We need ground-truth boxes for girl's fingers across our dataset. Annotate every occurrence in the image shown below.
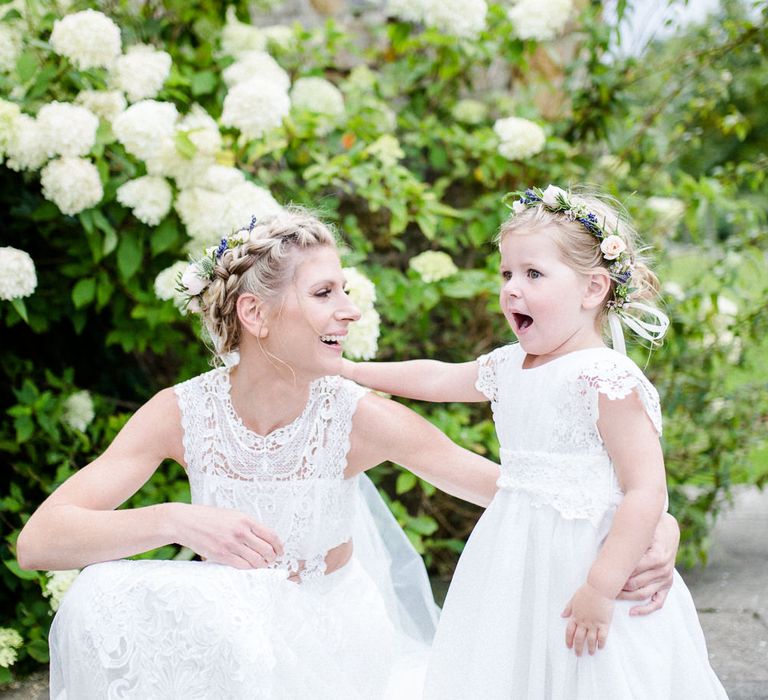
[572,626,587,656]
[586,628,598,655]
[565,619,577,649]
[597,626,609,650]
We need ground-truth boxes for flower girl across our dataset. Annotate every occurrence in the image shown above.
[344,186,728,698]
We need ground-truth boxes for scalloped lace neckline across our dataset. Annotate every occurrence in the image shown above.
[221,370,318,441]
[520,345,611,371]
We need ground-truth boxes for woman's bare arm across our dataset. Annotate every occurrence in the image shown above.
[16,388,282,571]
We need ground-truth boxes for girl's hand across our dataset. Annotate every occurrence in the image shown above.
[562,583,614,656]
[169,503,283,570]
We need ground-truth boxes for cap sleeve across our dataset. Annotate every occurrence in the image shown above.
[578,354,663,436]
[475,344,519,404]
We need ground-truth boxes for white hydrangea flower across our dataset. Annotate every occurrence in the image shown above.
[144,106,221,187]
[221,77,290,140]
[40,157,103,215]
[36,101,99,158]
[409,250,458,283]
[342,266,380,360]
[452,99,488,125]
[291,77,345,117]
[175,187,231,242]
[198,165,246,193]
[423,0,487,38]
[75,89,127,122]
[366,135,404,168]
[493,116,546,160]
[43,569,80,611]
[262,25,295,52]
[0,247,37,300]
[0,22,23,73]
[0,98,20,159]
[221,5,266,56]
[113,99,179,162]
[387,0,426,23]
[117,175,173,226]
[224,181,283,234]
[49,10,121,70]
[154,260,189,311]
[0,627,23,669]
[222,51,290,91]
[647,196,685,229]
[507,0,573,41]
[5,114,48,172]
[110,44,172,103]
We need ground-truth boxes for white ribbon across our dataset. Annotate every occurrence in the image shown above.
[204,320,241,368]
[608,302,670,355]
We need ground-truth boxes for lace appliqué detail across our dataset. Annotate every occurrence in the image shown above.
[498,449,621,524]
[175,371,366,581]
[475,345,518,404]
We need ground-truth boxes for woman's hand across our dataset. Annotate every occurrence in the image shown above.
[169,503,283,570]
[618,511,679,615]
[562,582,614,656]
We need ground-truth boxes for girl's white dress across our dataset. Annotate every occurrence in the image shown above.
[48,369,437,699]
[423,344,727,699]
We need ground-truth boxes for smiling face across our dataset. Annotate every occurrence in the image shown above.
[261,245,361,379]
[499,227,605,363]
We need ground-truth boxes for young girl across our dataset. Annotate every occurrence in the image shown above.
[343,186,728,698]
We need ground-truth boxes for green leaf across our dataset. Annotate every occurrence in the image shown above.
[150,218,179,256]
[395,470,417,494]
[26,639,50,663]
[117,232,143,280]
[72,277,96,308]
[14,413,34,442]
[10,297,28,323]
[174,130,197,159]
[15,50,37,81]
[4,558,40,581]
[191,70,217,96]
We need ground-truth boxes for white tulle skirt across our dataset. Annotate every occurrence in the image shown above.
[49,557,427,700]
[423,490,728,700]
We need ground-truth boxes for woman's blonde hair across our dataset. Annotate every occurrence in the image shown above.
[199,209,337,356]
[498,191,662,333]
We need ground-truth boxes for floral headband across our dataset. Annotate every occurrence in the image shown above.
[176,215,259,312]
[502,185,669,354]
[503,185,633,309]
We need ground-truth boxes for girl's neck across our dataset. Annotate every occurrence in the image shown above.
[522,327,606,369]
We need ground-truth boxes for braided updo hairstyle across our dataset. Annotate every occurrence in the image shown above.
[498,192,661,330]
[199,210,337,357]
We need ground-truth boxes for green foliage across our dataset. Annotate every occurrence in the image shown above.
[1,0,766,679]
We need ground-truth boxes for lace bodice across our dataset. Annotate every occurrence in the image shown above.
[175,370,366,580]
[476,344,662,524]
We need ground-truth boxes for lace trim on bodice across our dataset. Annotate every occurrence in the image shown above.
[175,370,367,581]
[498,449,622,524]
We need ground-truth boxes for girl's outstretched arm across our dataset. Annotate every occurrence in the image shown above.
[346,392,499,506]
[562,390,668,656]
[341,358,487,403]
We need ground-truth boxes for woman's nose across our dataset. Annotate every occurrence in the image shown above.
[337,299,361,322]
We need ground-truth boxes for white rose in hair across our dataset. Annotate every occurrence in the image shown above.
[181,265,208,296]
[541,184,568,208]
[600,235,626,260]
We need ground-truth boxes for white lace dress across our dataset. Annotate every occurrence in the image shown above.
[423,344,728,699]
[48,370,437,700]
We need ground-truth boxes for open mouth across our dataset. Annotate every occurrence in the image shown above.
[512,313,533,331]
[320,335,344,347]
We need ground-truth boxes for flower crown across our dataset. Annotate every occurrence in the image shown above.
[176,215,259,312]
[503,185,634,309]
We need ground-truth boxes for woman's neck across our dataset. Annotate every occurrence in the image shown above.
[227,351,313,437]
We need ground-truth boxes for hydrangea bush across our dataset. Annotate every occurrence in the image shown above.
[1,0,766,679]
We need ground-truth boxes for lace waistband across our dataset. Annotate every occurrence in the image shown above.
[498,448,622,522]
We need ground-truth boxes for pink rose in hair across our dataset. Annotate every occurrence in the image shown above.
[600,235,627,260]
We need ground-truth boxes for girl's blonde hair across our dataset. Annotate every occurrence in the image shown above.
[498,191,662,335]
[199,209,337,356]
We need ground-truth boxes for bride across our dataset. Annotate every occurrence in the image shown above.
[17,210,678,699]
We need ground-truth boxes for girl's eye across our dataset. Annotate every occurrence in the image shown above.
[501,270,512,281]
[527,269,541,279]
